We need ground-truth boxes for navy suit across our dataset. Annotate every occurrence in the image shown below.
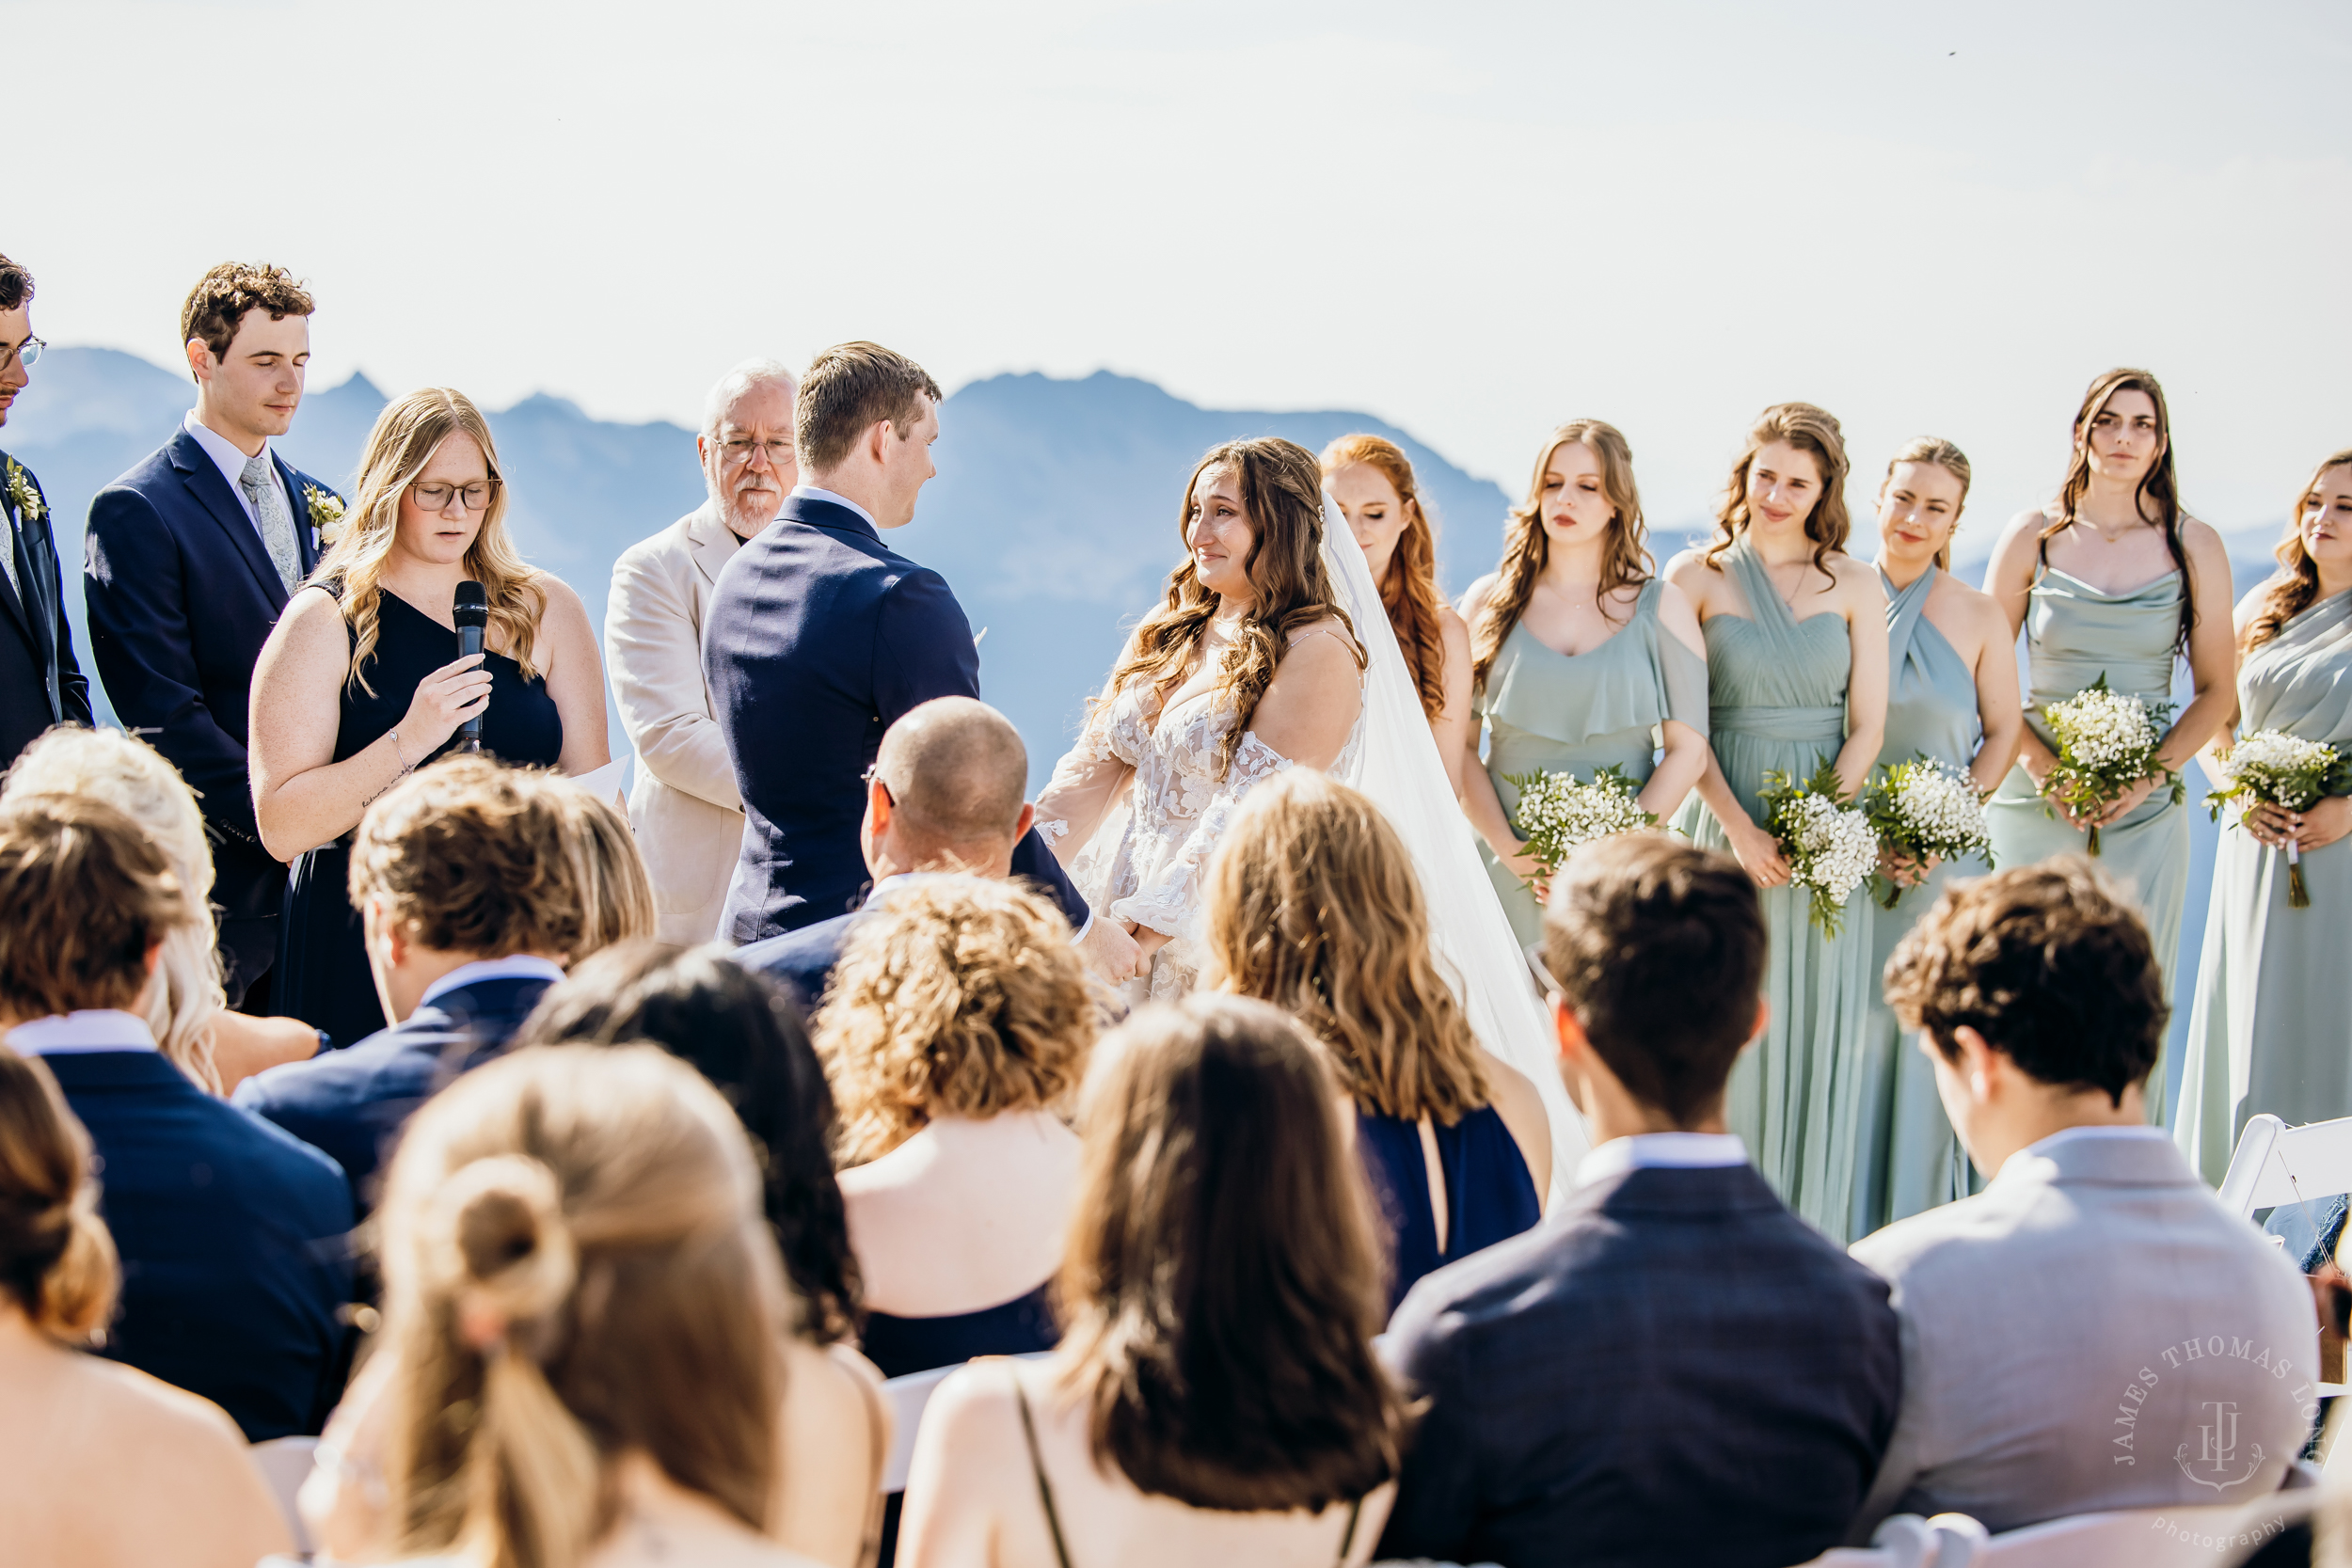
[1377,1164,1902,1568]
[738,909,860,1010]
[38,1048,353,1441]
[84,429,331,1005]
[234,974,555,1212]
[0,451,92,767]
[702,494,1087,943]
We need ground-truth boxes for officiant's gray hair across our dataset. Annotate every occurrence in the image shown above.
[700,358,799,437]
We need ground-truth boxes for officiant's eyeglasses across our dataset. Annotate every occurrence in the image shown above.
[1522,941,1564,999]
[718,436,794,467]
[409,480,502,513]
[860,762,897,804]
[0,335,41,372]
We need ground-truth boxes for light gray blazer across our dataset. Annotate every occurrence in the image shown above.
[606,502,745,944]
[1848,1129,2317,1539]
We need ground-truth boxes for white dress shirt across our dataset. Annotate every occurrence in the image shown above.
[183,410,290,542]
[7,1008,159,1054]
[1575,1131,1750,1190]
[789,483,877,531]
[418,955,567,1011]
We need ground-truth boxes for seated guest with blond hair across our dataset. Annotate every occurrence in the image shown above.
[3,725,321,1092]
[0,792,352,1439]
[1378,833,1899,1567]
[359,1043,827,1568]
[1850,860,2318,1538]
[1205,769,1549,1310]
[0,1048,294,1568]
[901,995,1403,1565]
[740,694,1037,1008]
[236,755,634,1208]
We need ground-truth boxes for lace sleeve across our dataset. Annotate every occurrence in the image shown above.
[1107,730,1293,937]
[1033,698,1136,866]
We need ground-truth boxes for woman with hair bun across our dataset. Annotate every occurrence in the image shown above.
[2175,451,2352,1182]
[1665,402,1888,1240]
[1459,420,1710,946]
[0,1048,293,1567]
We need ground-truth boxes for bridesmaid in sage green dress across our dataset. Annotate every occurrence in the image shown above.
[1666,403,1888,1242]
[1852,439,2022,1238]
[1455,420,1710,948]
[2176,451,2352,1183]
[1981,370,2237,1127]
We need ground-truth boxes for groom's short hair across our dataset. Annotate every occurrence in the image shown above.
[1541,834,1764,1125]
[180,261,314,368]
[797,341,943,474]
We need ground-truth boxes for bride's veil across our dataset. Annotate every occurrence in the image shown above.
[1320,497,1592,1192]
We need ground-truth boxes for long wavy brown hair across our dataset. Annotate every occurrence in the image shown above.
[2243,448,2352,654]
[2035,369,2196,652]
[1104,438,1360,781]
[1320,434,1446,721]
[1204,769,1488,1123]
[1704,402,1851,585]
[1470,420,1650,691]
[1056,994,1406,1512]
[314,387,548,696]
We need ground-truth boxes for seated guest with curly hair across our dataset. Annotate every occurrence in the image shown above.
[1849,860,2318,1538]
[1205,769,1549,1310]
[0,1048,294,1568]
[0,792,351,1439]
[236,755,649,1209]
[900,995,1404,1565]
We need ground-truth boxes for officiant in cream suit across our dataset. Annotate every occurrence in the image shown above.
[607,359,798,942]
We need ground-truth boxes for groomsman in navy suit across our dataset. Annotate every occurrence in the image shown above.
[704,341,1141,979]
[0,252,93,768]
[85,262,336,1011]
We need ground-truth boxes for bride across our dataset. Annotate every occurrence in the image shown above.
[1038,437,1590,1179]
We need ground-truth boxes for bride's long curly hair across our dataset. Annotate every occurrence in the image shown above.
[1104,438,1361,781]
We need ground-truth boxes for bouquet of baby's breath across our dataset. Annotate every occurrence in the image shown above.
[2207,729,2350,909]
[2038,673,2182,856]
[1860,755,1994,910]
[1758,758,1880,938]
[1504,765,1657,887]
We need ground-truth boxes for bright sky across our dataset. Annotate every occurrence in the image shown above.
[11,0,2348,549]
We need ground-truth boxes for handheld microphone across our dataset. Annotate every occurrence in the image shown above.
[453,579,488,754]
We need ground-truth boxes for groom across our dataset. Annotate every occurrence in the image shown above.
[704,341,1140,978]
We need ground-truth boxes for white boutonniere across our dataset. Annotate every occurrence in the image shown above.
[302,483,347,544]
[5,458,44,526]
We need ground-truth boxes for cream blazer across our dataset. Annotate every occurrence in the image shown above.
[606,502,746,943]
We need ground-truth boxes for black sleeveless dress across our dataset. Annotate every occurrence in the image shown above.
[275,588,564,1051]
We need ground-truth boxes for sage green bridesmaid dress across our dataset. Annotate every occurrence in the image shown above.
[1479,578,1712,946]
[1669,537,1876,1239]
[1852,566,1984,1238]
[2175,588,2352,1183]
[1983,566,2189,1124]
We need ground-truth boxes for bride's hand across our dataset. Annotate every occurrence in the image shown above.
[1726,818,1792,888]
[1127,922,1173,966]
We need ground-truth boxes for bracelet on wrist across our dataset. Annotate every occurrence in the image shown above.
[389,727,418,777]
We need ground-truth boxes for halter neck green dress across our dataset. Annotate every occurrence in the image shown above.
[1668,537,1876,1239]
[1478,578,1712,946]
[2175,588,2352,1183]
[1853,566,1983,1237]
[1983,565,2189,1124]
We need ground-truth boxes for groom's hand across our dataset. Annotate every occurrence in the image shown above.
[1077,915,1147,983]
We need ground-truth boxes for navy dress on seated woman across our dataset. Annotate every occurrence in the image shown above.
[276,586,563,1053]
[1357,1105,1542,1313]
[860,1282,1060,1381]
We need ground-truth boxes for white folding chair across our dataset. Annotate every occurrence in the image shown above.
[247,1434,320,1558]
[1789,1512,1988,1568]
[2218,1112,2352,1220]
[880,1364,960,1495]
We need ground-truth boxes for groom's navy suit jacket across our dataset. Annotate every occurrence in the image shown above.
[0,453,93,768]
[85,429,331,1003]
[703,493,1088,942]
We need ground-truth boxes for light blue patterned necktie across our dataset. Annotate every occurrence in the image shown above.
[238,450,302,593]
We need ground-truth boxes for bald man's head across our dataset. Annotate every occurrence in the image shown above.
[867,699,1030,872]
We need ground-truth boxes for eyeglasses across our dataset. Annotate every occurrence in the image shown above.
[1522,941,1562,999]
[0,335,43,372]
[409,480,501,513]
[717,436,793,467]
[860,761,898,804]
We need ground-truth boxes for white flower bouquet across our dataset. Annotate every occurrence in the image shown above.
[1503,764,1657,888]
[1861,755,1993,910]
[2038,673,2182,856]
[2207,728,2349,909]
[1758,759,1880,938]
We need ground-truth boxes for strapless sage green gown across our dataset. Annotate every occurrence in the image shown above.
[1852,566,1984,1238]
[2175,588,2352,1183]
[1983,567,2189,1125]
[1668,537,1876,1239]
[1478,578,1712,946]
